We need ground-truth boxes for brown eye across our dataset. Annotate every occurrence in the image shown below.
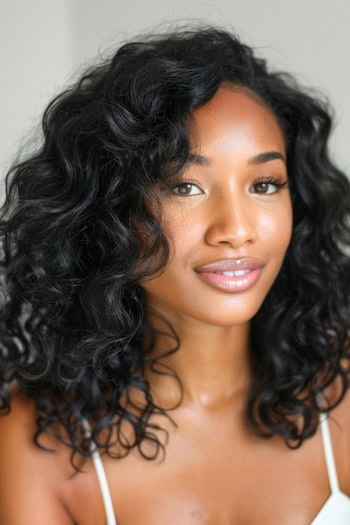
[171,182,203,196]
[253,177,289,194]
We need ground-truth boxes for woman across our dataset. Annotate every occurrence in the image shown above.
[0,23,349,524]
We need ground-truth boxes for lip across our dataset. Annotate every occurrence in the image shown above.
[195,267,264,293]
[195,257,265,272]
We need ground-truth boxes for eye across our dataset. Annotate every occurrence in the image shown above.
[170,182,203,196]
[252,177,289,194]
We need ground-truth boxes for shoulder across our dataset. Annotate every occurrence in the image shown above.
[323,370,350,494]
[0,388,75,524]
[0,388,41,446]
[0,387,73,462]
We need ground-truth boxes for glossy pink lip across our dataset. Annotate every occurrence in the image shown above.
[195,257,265,272]
[195,267,263,292]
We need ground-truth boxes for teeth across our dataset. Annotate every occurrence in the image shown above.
[220,269,251,277]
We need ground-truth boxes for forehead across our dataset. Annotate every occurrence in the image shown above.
[189,85,286,158]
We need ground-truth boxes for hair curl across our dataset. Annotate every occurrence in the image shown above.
[1,22,350,466]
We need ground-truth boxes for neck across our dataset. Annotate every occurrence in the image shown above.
[142,311,254,412]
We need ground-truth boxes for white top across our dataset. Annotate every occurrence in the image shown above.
[83,412,350,525]
[310,412,350,524]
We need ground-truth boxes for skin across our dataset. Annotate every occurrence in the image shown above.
[0,84,350,524]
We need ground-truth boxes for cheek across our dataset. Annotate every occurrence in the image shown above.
[258,205,293,252]
[163,211,201,258]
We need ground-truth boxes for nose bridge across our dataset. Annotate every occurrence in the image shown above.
[205,185,257,246]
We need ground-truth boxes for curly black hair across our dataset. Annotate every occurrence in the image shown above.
[1,22,349,466]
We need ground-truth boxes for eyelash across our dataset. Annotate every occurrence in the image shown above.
[169,177,289,196]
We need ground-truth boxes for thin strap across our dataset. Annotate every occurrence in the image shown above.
[319,411,340,494]
[81,419,117,525]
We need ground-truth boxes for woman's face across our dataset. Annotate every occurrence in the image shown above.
[141,84,293,328]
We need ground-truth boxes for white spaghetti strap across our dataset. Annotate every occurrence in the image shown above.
[319,412,340,494]
[81,419,117,525]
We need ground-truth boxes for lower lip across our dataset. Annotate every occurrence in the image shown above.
[195,268,263,292]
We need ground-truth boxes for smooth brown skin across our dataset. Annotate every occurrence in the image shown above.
[1,84,350,524]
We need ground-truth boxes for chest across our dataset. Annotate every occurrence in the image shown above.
[67,424,342,525]
[63,388,350,525]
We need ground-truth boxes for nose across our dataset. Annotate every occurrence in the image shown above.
[204,192,258,248]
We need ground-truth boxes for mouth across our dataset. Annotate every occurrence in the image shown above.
[194,267,264,292]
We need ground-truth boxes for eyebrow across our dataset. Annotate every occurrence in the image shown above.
[187,151,285,166]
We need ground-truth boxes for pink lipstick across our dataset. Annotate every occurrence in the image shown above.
[195,268,263,292]
[194,258,265,292]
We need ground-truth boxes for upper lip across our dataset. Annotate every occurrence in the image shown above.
[195,257,265,272]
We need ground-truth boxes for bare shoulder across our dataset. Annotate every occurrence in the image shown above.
[0,387,75,464]
[0,388,75,524]
[323,370,350,494]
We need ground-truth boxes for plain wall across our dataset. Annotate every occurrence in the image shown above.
[1,0,349,206]
[0,0,76,201]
